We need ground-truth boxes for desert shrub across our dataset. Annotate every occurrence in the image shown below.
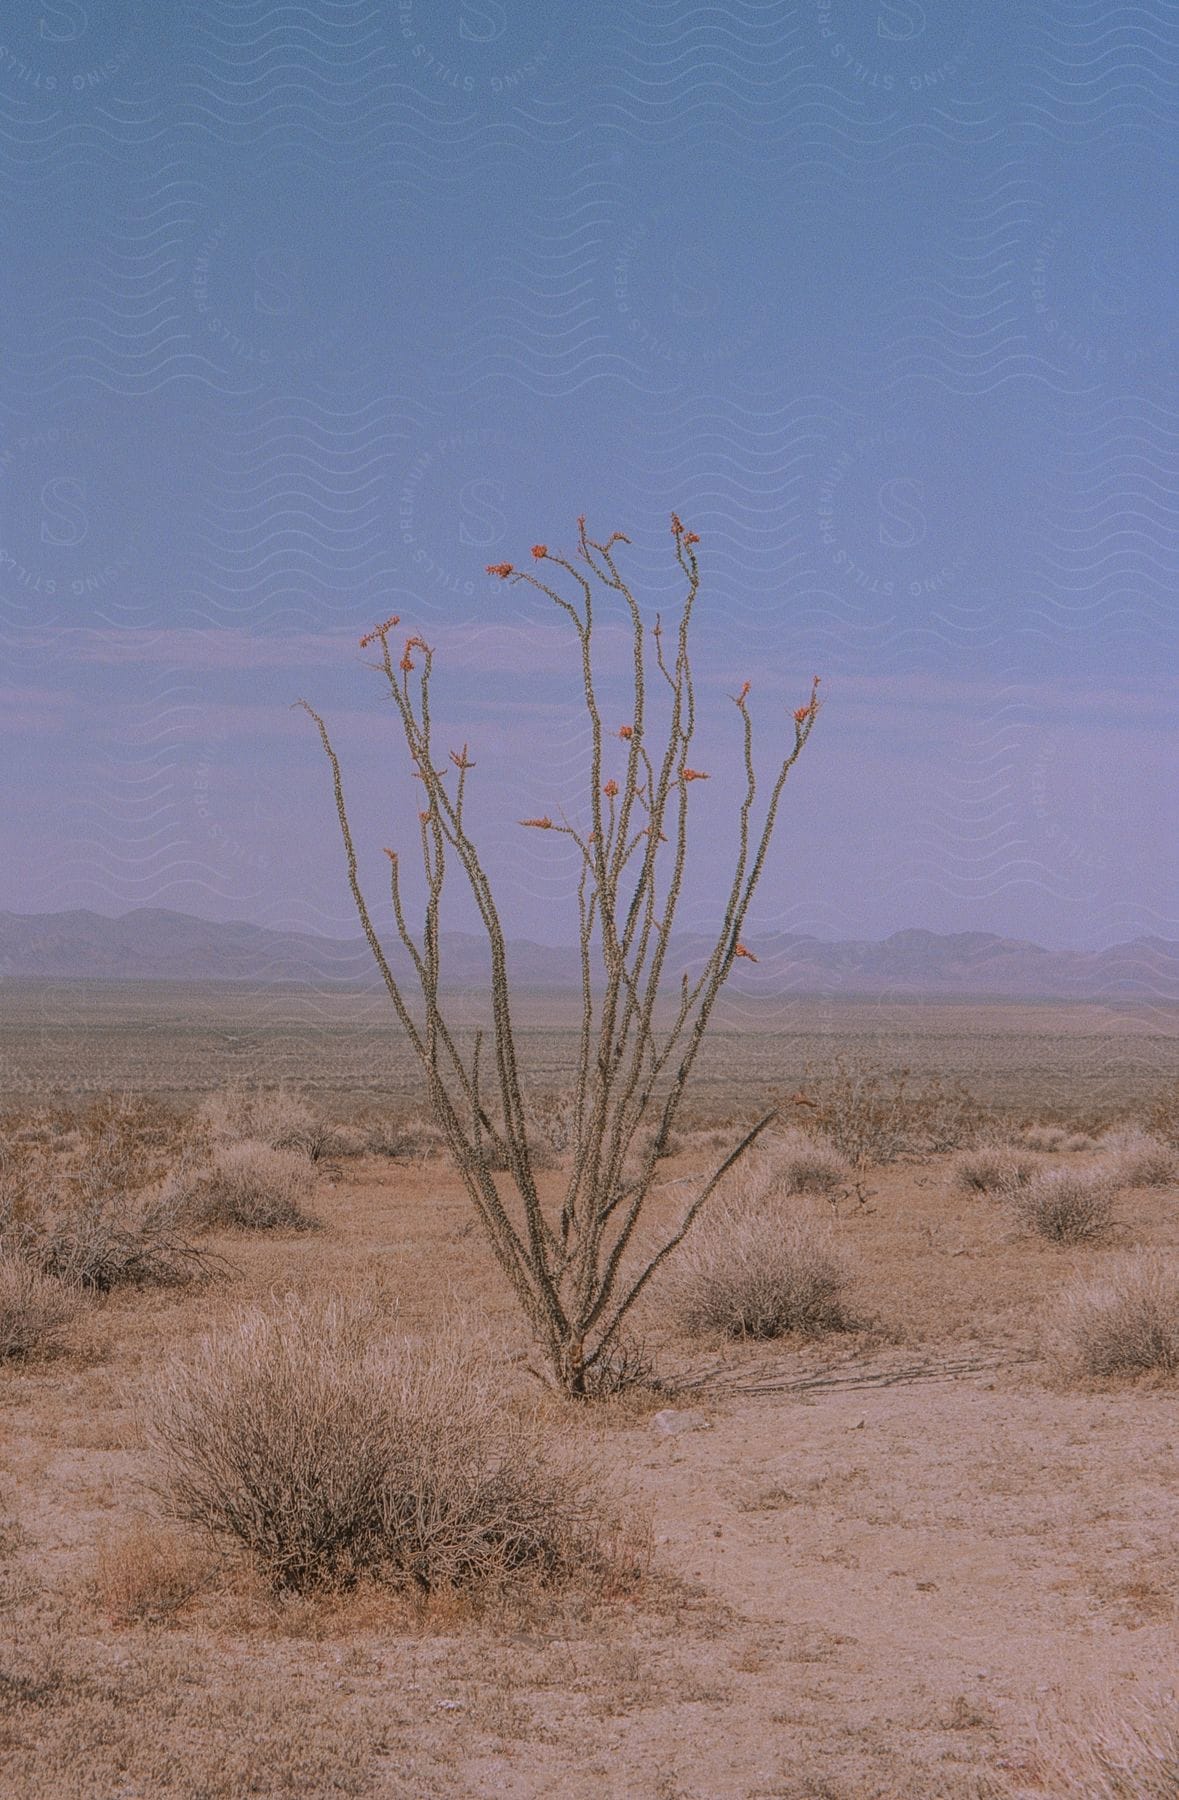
[1145,1084,1179,1148]
[0,1256,85,1360]
[329,1113,444,1161]
[800,1057,982,1166]
[150,1296,637,1595]
[1019,1124,1067,1153]
[952,1146,1035,1194]
[666,1196,855,1340]
[1012,1167,1117,1244]
[3,1155,210,1292]
[1055,1255,1179,1378]
[197,1087,329,1161]
[767,1128,850,1195]
[1099,1127,1177,1189]
[182,1142,317,1232]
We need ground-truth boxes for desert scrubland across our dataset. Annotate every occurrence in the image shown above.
[2,986,1178,1798]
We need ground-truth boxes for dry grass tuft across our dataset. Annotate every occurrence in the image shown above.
[1055,1255,1179,1379]
[665,1195,855,1340]
[1011,1166,1117,1244]
[953,1145,1035,1194]
[1098,1127,1178,1189]
[182,1142,319,1233]
[1030,1692,1179,1795]
[197,1086,329,1160]
[150,1295,641,1597]
[767,1128,850,1195]
[0,1255,85,1360]
[93,1523,214,1624]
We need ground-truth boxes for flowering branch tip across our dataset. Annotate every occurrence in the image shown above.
[358,614,400,649]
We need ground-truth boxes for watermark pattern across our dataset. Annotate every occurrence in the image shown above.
[813,0,975,100]
[815,427,970,602]
[394,1,562,98]
[188,204,379,383]
[0,0,145,106]
[1030,731,1114,880]
[398,429,525,604]
[191,737,272,877]
[0,428,136,607]
[611,207,770,373]
[1029,214,1179,380]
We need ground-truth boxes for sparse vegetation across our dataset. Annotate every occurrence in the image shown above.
[665,1195,855,1340]
[1030,1694,1179,1796]
[1056,1255,1179,1377]
[151,1295,641,1596]
[94,1523,212,1625]
[767,1128,850,1195]
[197,1087,330,1161]
[952,1146,1035,1193]
[799,1057,982,1167]
[1011,1166,1117,1244]
[1098,1127,1177,1189]
[181,1142,318,1233]
[0,1255,85,1360]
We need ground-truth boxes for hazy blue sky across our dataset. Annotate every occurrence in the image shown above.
[2,0,1176,950]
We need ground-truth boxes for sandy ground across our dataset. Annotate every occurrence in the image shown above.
[2,1142,1177,1798]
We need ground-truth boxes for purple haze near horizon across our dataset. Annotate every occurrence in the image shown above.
[1,2,1176,954]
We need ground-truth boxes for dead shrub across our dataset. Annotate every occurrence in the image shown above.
[768,1129,850,1195]
[18,1181,210,1292]
[197,1087,328,1161]
[340,1113,444,1161]
[1012,1167,1117,1244]
[666,1196,855,1340]
[94,1523,212,1624]
[1099,1127,1177,1189]
[0,1256,85,1360]
[1055,1256,1179,1378]
[182,1142,318,1233]
[1030,1691,1179,1796]
[953,1146,1035,1194]
[800,1057,982,1166]
[150,1295,638,1597]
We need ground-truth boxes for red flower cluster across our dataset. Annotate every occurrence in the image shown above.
[486,562,514,579]
[603,779,619,798]
[682,768,709,782]
[531,544,547,560]
[684,531,700,546]
[618,724,634,740]
[734,942,758,963]
[670,512,684,536]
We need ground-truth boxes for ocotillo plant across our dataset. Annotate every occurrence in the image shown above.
[300,514,821,1395]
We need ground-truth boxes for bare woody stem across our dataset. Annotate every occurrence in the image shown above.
[301,517,821,1394]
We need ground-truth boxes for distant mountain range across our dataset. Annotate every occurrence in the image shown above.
[2,908,1178,1000]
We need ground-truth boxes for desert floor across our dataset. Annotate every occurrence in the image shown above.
[3,1078,1178,1799]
